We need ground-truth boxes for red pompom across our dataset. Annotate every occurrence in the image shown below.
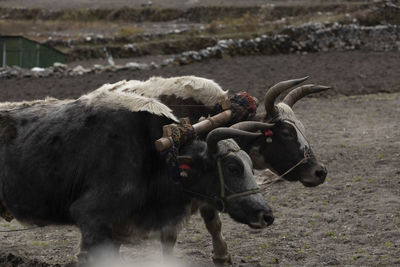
[179,163,191,170]
[265,130,274,137]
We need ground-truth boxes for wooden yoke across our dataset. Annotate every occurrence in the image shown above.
[155,100,232,152]
[154,126,175,152]
[193,110,232,133]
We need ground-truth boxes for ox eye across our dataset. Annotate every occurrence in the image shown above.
[227,163,242,176]
[281,130,295,140]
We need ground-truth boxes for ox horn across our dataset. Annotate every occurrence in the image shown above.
[231,121,274,132]
[282,84,331,107]
[264,77,309,118]
[206,128,262,154]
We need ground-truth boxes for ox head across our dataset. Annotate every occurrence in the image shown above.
[232,77,329,187]
[179,128,274,229]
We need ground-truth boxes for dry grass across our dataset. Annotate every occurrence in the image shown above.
[117,26,144,37]
[203,8,360,37]
[206,11,260,35]
[0,19,144,39]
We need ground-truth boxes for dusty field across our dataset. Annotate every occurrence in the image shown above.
[0,49,399,266]
[0,0,363,10]
[1,51,400,102]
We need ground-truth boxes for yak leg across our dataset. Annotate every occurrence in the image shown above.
[160,224,178,257]
[76,240,89,266]
[70,199,120,266]
[112,219,139,245]
[200,205,232,265]
[73,221,120,266]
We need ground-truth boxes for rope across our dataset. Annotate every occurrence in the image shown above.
[261,149,312,186]
[279,157,309,179]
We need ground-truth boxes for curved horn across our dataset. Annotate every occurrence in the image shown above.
[282,84,331,107]
[264,77,309,118]
[206,128,262,154]
[231,121,274,132]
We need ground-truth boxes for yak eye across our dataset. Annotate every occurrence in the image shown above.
[281,130,295,140]
[227,163,242,176]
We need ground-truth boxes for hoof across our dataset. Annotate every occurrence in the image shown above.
[212,254,233,266]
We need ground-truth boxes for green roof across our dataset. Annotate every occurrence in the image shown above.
[0,35,66,68]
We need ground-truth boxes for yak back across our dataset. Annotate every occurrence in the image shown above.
[99,77,228,123]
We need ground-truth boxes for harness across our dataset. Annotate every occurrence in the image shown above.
[183,148,261,212]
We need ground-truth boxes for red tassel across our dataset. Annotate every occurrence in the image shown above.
[265,130,274,137]
[179,163,191,170]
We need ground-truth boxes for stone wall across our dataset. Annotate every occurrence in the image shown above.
[1,23,399,79]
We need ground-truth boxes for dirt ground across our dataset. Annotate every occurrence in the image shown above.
[1,51,400,102]
[0,50,400,266]
[0,0,363,10]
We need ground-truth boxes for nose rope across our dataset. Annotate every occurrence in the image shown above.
[262,147,314,186]
[276,148,313,180]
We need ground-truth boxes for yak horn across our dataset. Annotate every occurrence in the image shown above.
[282,84,331,107]
[264,77,309,118]
[206,128,262,154]
[231,121,274,132]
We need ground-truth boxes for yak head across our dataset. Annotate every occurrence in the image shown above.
[232,77,329,187]
[179,128,274,229]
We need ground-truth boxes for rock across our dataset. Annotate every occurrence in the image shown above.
[161,58,175,67]
[125,62,141,70]
[31,67,45,72]
[71,65,91,76]
[123,43,137,52]
[22,72,33,78]
[53,62,68,72]
[93,64,105,72]
[141,1,152,7]
[149,62,159,69]
[114,65,129,71]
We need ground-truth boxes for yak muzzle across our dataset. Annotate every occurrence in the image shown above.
[300,163,327,187]
[249,211,274,229]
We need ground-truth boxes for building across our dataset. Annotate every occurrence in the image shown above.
[0,36,66,68]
